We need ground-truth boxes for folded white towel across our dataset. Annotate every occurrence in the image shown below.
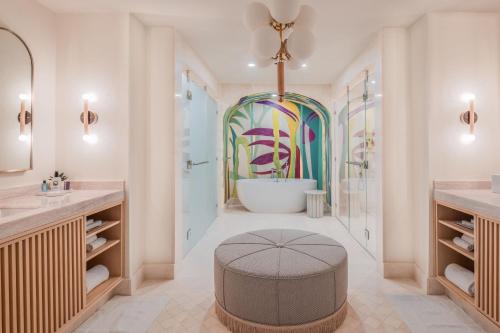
[444,263,475,296]
[86,235,98,244]
[86,220,103,231]
[86,237,107,252]
[86,265,110,292]
[86,218,94,225]
[458,220,474,230]
[453,237,474,251]
[461,234,474,245]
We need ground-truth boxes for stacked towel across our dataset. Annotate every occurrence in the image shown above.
[86,219,103,231]
[444,263,475,296]
[86,265,110,292]
[461,234,474,245]
[86,235,98,244]
[452,237,474,251]
[457,219,474,230]
[86,237,107,252]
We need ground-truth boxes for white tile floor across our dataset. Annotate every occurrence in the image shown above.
[80,209,485,333]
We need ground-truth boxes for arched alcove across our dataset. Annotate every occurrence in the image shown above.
[223,92,332,204]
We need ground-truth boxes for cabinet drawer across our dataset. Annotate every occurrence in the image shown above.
[0,217,85,333]
[476,216,500,325]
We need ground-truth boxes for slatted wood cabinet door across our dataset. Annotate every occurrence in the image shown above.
[476,216,500,326]
[0,217,85,333]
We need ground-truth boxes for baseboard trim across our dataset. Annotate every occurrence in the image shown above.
[427,276,445,295]
[143,263,175,280]
[383,262,414,279]
[413,264,426,291]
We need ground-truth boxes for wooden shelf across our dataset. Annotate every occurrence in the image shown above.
[438,239,475,260]
[86,220,120,238]
[86,277,122,305]
[438,220,474,238]
[86,239,120,261]
[437,275,475,305]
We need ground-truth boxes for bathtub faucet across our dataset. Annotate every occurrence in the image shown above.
[271,168,278,182]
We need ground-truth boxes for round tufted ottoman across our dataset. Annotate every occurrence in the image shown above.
[214,229,348,333]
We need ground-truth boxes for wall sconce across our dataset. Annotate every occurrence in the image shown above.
[459,93,477,144]
[81,93,98,144]
[18,94,32,142]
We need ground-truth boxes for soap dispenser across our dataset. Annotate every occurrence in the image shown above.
[41,180,49,192]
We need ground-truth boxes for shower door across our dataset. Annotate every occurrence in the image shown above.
[336,70,378,256]
[182,73,218,256]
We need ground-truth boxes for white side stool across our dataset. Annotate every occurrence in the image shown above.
[305,190,326,218]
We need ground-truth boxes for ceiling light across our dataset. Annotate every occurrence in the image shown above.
[248,63,256,68]
[301,63,307,68]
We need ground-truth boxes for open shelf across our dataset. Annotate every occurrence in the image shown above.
[438,220,474,238]
[86,239,120,261]
[438,238,474,260]
[86,277,122,305]
[437,275,475,305]
[86,220,120,238]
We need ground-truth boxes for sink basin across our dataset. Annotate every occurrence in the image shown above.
[0,207,36,218]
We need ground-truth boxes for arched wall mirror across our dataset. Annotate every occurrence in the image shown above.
[0,27,33,172]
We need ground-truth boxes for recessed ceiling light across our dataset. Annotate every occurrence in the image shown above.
[371,80,376,84]
[248,63,256,68]
[301,63,307,68]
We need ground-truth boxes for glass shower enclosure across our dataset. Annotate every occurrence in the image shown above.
[181,72,218,256]
[335,69,380,257]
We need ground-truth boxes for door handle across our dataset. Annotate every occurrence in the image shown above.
[346,160,369,169]
[187,160,209,169]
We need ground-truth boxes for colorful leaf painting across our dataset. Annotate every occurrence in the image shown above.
[223,92,331,203]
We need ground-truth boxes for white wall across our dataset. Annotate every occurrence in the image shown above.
[409,12,500,290]
[380,28,414,277]
[128,14,148,284]
[144,27,176,277]
[0,0,56,189]
[55,13,130,180]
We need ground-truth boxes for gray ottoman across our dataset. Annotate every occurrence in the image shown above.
[214,229,348,332]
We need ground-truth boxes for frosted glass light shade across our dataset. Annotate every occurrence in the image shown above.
[287,58,302,70]
[287,28,315,60]
[244,2,272,31]
[255,57,274,68]
[294,5,316,29]
[251,26,281,58]
[270,0,300,24]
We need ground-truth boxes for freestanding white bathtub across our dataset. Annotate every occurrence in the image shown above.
[237,178,317,213]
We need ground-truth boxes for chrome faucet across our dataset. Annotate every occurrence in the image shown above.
[270,168,278,182]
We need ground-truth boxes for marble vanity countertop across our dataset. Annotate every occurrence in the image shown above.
[434,188,500,220]
[0,187,124,242]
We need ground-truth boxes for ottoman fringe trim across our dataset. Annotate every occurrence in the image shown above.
[215,301,348,333]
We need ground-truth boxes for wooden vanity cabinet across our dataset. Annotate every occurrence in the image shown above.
[0,201,124,333]
[434,200,500,328]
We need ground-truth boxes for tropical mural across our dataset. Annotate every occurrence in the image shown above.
[223,92,331,203]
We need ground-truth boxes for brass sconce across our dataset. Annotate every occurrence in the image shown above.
[18,94,32,142]
[459,93,477,144]
[80,93,98,144]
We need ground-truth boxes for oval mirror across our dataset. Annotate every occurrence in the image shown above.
[0,27,33,172]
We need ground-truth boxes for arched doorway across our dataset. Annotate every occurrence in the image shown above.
[223,92,332,205]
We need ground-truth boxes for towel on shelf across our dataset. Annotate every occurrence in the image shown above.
[444,263,475,296]
[86,220,103,231]
[86,265,110,292]
[452,236,474,251]
[457,220,474,230]
[461,234,474,245]
[86,235,98,244]
[86,218,94,225]
[86,237,107,252]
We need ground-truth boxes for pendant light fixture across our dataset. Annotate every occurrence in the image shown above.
[244,0,316,102]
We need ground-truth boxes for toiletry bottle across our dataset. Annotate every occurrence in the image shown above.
[41,180,49,192]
